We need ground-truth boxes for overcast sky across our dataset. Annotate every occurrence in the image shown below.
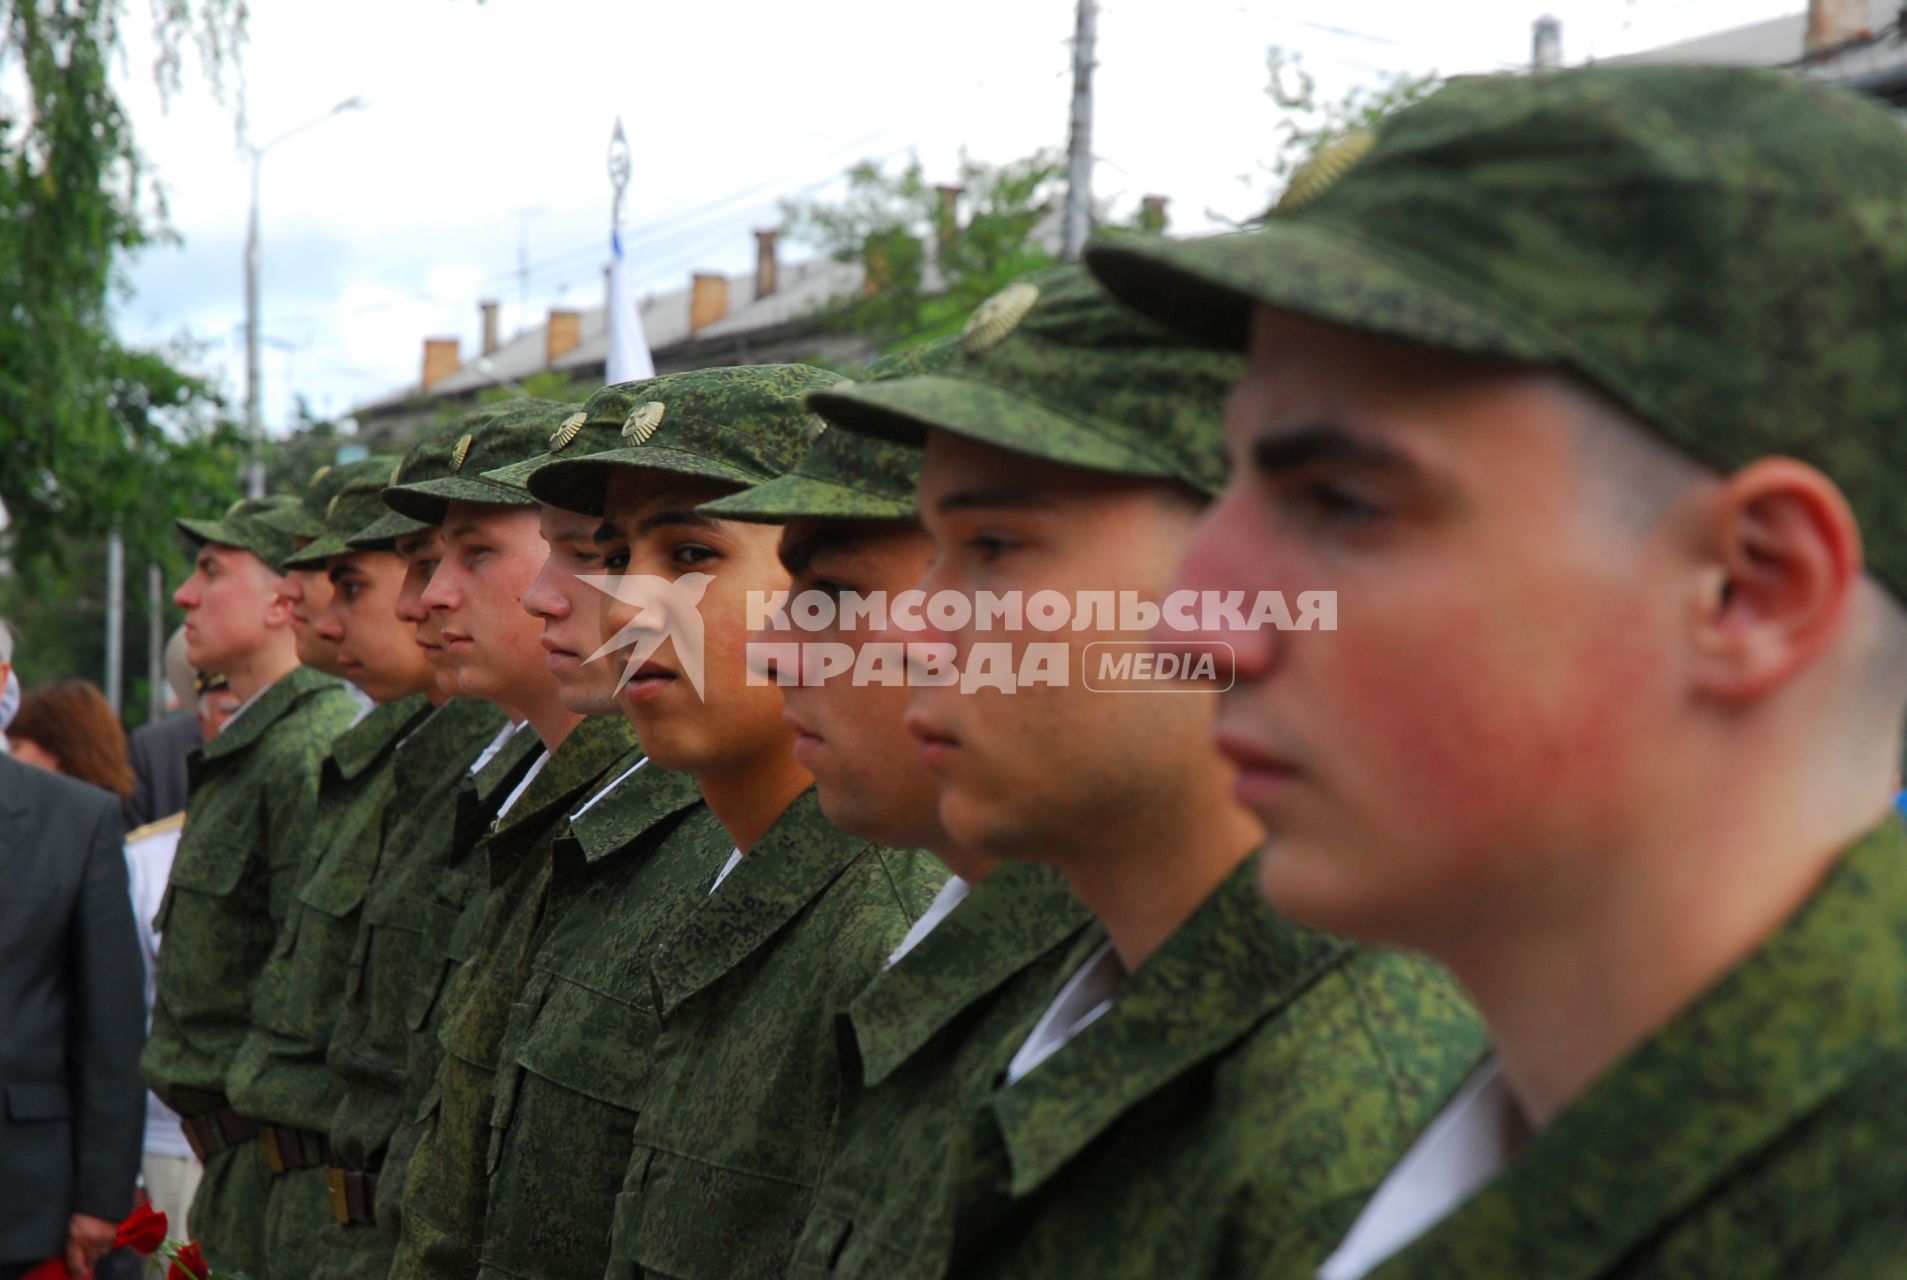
[109,0,1797,432]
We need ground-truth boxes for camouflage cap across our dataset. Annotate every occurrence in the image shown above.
[349,407,508,548]
[281,456,406,568]
[176,495,300,573]
[258,463,357,540]
[503,364,845,516]
[701,339,961,524]
[379,399,575,526]
[1084,64,1907,596]
[808,266,1240,497]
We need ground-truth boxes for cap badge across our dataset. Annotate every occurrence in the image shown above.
[1277,129,1374,214]
[550,411,588,451]
[962,282,1041,357]
[389,461,403,486]
[450,434,474,472]
[803,415,829,444]
[224,498,247,519]
[623,401,665,445]
[325,494,342,520]
[308,465,332,489]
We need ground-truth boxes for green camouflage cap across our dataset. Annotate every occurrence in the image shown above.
[176,495,300,573]
[701,339,960,524]
[505,364,845,516]
[348,407,514,548]
[258,463,358,540]
[809,265,1240,496]
[379,399,576,526]
[281,457,407,567]
[1085,64,1907,596]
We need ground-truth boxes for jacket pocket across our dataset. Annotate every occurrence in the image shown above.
[615,1145,812,1280]
[153,831,252,931]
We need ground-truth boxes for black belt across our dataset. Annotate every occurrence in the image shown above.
[259,1123,334,1174]
[325,1166,379,1225]
[180,1107,261,1162]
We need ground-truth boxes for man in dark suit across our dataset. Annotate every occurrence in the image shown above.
[0,746,147,1279]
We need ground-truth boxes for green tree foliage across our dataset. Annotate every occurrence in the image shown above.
[782,150,1064,351]
[0,0,246,715]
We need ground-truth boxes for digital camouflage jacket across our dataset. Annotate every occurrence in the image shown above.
[477,758,721,1280]
[372,718,540,1235]
[940,857,1488,1280]
[791,862,1098,1279]
[1363,818,1907,1280]
[604,788,946,1280]
[142,665,359,1118]
[227,692,434,1130]
[386,715,638,1280]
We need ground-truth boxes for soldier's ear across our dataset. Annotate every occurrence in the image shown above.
[1686,458,1858,704]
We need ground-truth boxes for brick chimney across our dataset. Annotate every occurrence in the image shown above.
[754,230,779,300]
[479,300,500,356]
[422,337,461,390]
[546,309,581,365]
[934,185,964,254]
[690,273,729,332]
[1805,0,1868,52]
[1139,194,1169,234]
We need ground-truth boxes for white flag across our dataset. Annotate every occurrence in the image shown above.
[606,227,655,383]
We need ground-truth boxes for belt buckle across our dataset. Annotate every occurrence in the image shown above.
[261,1126,288,1175]
[326,1167,350,1224]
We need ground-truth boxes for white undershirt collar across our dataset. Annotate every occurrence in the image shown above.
[1004,939,1126,1085]
[885,875,972,969]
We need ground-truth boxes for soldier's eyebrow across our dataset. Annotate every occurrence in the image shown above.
[327,562,365,585]
[934,486,1051,515]
[636,509,722,537]
[444,519,485,542]
[1249,422,1420,477]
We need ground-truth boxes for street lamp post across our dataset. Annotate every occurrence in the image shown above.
[243,95,365,496]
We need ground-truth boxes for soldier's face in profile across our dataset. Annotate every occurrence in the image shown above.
[601,468,798,777]
[523,504,626,716]
[278,538,346,676]
[421,502,558,711]
[1166,308,1688,949]
[317,550,439,704]
[394,528,458,698]
[174,543,292,675]
[760,518,946,852]
[911,434,1234,865]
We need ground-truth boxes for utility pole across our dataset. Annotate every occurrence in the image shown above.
[1060,0,1099,262]
[147,563,165,722]
[516,207,546,335]
[104,524,124,714]
[243,96,365,497]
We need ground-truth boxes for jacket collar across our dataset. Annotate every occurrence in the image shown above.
[199,666,342,762]
[850,863,1096,1087]
[649,788,870,1019]
[1374,816,1907,1280]
[328,693,433,781]
[393,698,506,794]
[568,757,705,865]
[485,717,638,874]
[470,721,542,810]
[989,854,1348,1196]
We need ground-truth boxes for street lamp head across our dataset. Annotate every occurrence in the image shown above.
[332,96,367,115]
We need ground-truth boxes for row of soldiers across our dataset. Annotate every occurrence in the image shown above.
[142,63,1907,1280]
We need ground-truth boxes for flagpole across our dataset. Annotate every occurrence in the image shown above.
[606,118,655,383]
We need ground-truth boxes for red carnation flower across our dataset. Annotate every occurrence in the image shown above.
[114,1202,169,1255]
[167,1241,208,1280]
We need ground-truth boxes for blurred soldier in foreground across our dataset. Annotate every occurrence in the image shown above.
[1091,63,1907,1277]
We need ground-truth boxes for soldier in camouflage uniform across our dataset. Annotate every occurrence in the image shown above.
[259,463,362,690]
[817,265,1486,1278]
[491,364,944,1280]
[217,458,439,1275]
[381,401,641,1280]
[316,413,516,1269]
[701,348,1098,1278]
[141,497,360,1278]
[1089,64,1907,1278]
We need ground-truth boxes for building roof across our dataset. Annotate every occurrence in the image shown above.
[1605,0,1905,81]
